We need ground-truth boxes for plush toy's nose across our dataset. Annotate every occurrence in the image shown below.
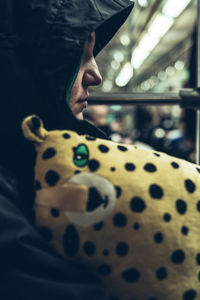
[86,187,109,212]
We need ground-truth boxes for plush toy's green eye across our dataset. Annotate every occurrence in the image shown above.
[73,144,89,167]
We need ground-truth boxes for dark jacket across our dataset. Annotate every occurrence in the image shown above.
[0,1,134,299]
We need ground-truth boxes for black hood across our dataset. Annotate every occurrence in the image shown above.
[0,0,134,178]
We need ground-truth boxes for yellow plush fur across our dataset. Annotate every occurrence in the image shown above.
[22,115,200,300]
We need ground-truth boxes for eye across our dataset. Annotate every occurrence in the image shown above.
[73,144,89,167]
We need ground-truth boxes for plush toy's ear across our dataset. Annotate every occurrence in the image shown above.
[21,115,49,144]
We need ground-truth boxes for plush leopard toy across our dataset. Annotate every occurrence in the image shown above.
[22,115,200,300]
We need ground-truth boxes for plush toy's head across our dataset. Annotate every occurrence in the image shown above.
[22,115,200,300]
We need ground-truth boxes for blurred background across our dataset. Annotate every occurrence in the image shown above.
[84,0,198,163]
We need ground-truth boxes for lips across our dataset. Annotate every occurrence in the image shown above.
[77,97,88,108]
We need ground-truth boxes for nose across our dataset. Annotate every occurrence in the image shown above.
[82,58,102,87]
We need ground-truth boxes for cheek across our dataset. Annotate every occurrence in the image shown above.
[70,72,83,102]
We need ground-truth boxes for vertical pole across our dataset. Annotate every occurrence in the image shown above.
[196,0,200,164]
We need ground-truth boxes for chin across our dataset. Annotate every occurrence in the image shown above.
[76,112,84,120]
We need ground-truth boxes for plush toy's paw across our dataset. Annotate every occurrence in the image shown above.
[66,173,117,227]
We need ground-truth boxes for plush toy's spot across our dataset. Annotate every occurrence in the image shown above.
[185,179,196,193]
[176,199,187,215]
[115,242,129,256]
[83,241,96,256]
[62,133,71,139]
[149,184,164,199]
[93,222,104,231]
[196,253,200,265]
[117,145,128,152]
[110,167,116,172]
[88,159,100,172]
[87,187,108,212]
[163,213,171,222]
[182,289,197,300]
[144,163,157,173]
[153,152,161,157]
[98,264,112,276]
[85,136,96,141]
[122,268,140,283]
[98,144,109,153]
[130,197,146,213]
[39,226,53,242]
[45,170,60,186]
[197,201,200,212]
[125,163,135,172]
[63,224,80,257]
[115,186,122,198]
[103,249,109,256]
[42,148,56,160]
[156,267,168,280]
[154,232,164,243]
[181,226,189,236]
[196,167,200,174]
[34,180,42,190]
[171,162,179,169]
[133,222,140,230]
[50,208,60,218]
[74,170,81,175]
[113,213,127,227]
[170,249,185,264]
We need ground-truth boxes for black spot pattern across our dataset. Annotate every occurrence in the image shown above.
[185,179,196,193]
[51,208,60,218]
[113,213,127,227]
[122,268,140,283]
[115,186,122,198]
[176,199,187,215]
[83,241,96,256]
[197,201,200,212]
[98,144,109,153]
[115,242,129,256]
[86,136,96,141]
[196,167,200,174]
[154,153,160,157]
[181,226,189,235]
[110,167,116,172]
[182,290,197,300]
[196,253,200,265]
[63,224,80,257]
[130,197,146,213]
[39,226,53,242]
[149,184,164,199]
[133,222,140,230]
[34,180,41,190]
[88,159,100,172]
[62,133,71,139]
[74,170,81,175]
[156,267,168,280]
[117,145,128,152]
[103,249,109,256]
[163,213,171,222]
[144,163,157,172]
[125,163,135,171]
[98,264,111,276]
[154,232,164,243]
[171,162,179,169]
[45,170,60,186]
[171,249,185,264]
[93,222,104,231]
[42,148,56,160]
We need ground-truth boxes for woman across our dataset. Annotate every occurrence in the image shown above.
[0,1,134,299]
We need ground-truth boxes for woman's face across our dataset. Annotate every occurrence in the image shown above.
[69,32,102,120]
